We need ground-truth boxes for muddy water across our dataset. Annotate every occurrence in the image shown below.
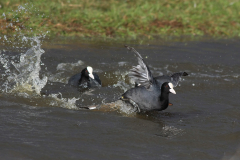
[0,37,240,160]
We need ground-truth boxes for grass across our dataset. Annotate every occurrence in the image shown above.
[0,0,240,38]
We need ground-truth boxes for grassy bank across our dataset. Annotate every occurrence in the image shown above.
[0,0,240,38]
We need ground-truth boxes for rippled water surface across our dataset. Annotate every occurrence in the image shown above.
[0,37,240,160]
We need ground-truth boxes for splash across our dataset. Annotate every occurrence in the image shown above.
[0,3,50,96]
[112,70,133,92]
[48,93,79,110]
[47,60,85,83]
[0,36,47,95]
[90,100,137,116]
[56,60,85,71]
[156,125,185,138]
[0,3,49,52]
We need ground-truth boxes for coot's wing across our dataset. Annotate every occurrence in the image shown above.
[155,72,188,87]
[154,75,171,88]
[125,45,153,89]
[68,73,82,86]
[93,72,102,85]
[170,72,188,87]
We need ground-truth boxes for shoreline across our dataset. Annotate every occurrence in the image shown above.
[0,0,240,39]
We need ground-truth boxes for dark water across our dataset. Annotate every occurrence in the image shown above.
[0,37,240,160]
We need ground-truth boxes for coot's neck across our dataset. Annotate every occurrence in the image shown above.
[159,92,169,110]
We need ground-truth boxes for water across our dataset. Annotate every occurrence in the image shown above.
[1,3,240,159]
[0,36,240,160]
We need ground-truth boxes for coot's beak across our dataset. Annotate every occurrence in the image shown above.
[169,88,176,94]
[89,73,94,79]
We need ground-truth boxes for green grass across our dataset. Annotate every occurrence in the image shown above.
[0,0,240,38]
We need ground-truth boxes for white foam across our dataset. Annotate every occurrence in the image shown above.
[160,126,185,138]
[48,93,79,110]
[112,71,132,92]
[56,60,84,71]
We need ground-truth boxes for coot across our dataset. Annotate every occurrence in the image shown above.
[121,45,186,112]
[68,66,101,88]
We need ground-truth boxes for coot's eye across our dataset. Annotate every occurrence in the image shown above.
[85,70,88,73]
[166,85,168,87]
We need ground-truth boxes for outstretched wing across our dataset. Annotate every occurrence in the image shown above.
[125,45,153,89]
[155,72,188,87]
[170,72,188,87]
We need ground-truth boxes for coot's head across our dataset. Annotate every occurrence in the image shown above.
[81,66,94,79]
[161,82,176,94]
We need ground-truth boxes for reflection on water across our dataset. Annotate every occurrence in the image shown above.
[0,36,240,160]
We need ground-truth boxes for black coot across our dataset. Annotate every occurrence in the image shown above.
[68,66,101,88]
[121,45,187,112]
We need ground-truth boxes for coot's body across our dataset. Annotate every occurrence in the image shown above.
[122,81,173,111]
